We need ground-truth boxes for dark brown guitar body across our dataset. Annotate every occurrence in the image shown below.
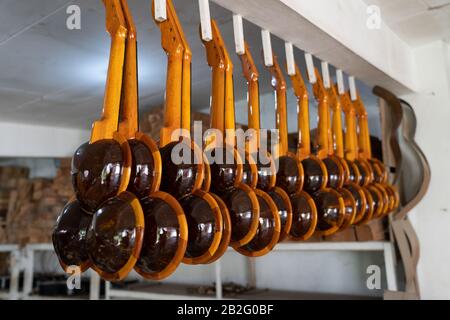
[373,86,431,299]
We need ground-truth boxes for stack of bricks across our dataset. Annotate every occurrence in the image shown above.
[0,167,30,244]
[140,107,165,141]
[354,219,388,242]
[3,160,74,245]
[139,107,247,143]
[309,219,388,243]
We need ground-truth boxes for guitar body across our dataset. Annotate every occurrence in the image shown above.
[374,86,431,299]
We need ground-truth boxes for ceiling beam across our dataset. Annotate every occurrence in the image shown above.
[212,0,418,94]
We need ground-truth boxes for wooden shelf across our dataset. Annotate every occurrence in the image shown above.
[107,282,379,300]
[106,241,397,300]
[249,241,389,252]
[24,295,88,301]
[0,244,19,252]
[0,290,10,300]
[0,241,397,300]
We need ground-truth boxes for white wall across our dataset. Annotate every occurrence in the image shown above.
[0,158,58,178]
[0,122,89,158]
[401,41,450,300]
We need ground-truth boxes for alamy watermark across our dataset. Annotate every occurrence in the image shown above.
[66,266,81,290]
[168,122,281,170]
[366,5,381,30]
[66,5,81,30]
[366,265,382,290]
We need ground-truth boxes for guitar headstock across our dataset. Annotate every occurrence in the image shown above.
[239,42,259,82]
[267,54,286,91]
[327,82,340,111]
[353,93,368,118]
[289,63,307,100]
[339,90,356,115]
[91,0,127,142]
[213,20,233,72]
[312,68,327,101]
[202,20,226,69]
[153,0,184,56]
[103,0,127,39]
[119,0,136,39]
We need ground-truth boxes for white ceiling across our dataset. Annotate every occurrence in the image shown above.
[364,0,450,46]
[0,0,312,129]
[0,0,383,132]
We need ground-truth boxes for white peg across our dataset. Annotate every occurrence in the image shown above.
[199,0,212,41]
[261,30,273,67]
[349,76,357,101]
[233,14,245,55]
[336,70,345,95]
[304,53,316,84]
[154,0,167,22]
[321,61,330,89]
[285,42,295,76]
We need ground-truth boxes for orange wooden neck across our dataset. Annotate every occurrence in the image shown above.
[312,69,330,160]
[91,0,127,143]
[224,59,236,147]
[267,55,288,157]
[212,22,236,147]
[203,20,226,145]
[118,0,138,140]
[239,42,261,148]
[181,48,192,134]
[289,64,311,160]
[327,84,345,158]
[169,0,192,135]
[340,92,358,161]
[354,95,372,160]
[154,0,184,146]
[202,20,236,147]
[210,66,226,134]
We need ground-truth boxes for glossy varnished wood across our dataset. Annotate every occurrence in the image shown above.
[267,57,319,241]
[157,0,221,266]
[59,0,138,282]
[201,20,260,247]
[134,191,188,280]
[354,93,398,215]
[267,56,305,194]
[119,0,161,199]
[234,43,289,254]
[87,191,144,282]
[52,198,92,273]
[154,0,203,200]
[205,194,232,264]
[286,63,327,240]
[326,82,360,229]
[341,91,374,224]
[310,69,345,236]
[72,0,131,213]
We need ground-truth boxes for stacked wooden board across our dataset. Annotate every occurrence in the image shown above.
[140,107,246,141]
[0,160,73,245]
[0,167,30,243]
